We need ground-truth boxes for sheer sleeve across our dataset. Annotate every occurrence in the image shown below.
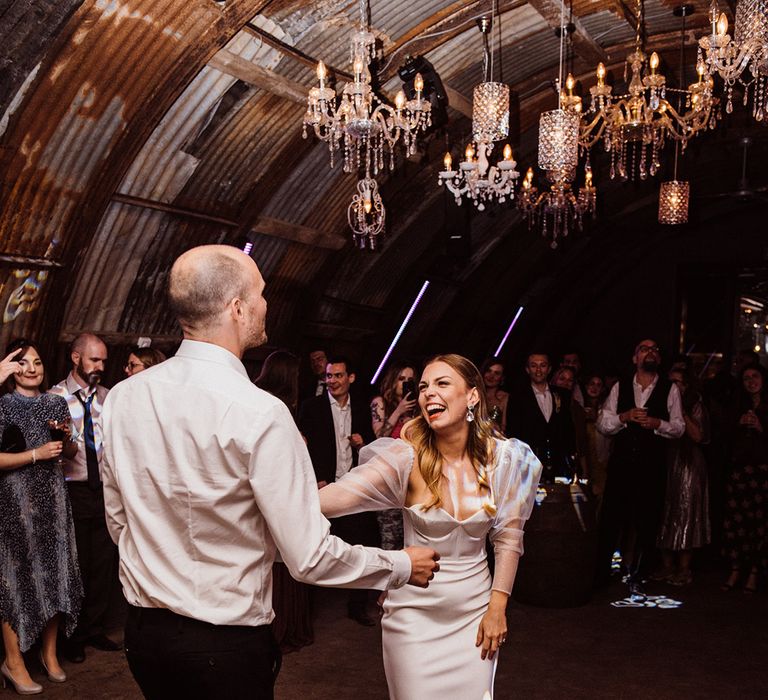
[319,438,414,517]
[489,438,543,594]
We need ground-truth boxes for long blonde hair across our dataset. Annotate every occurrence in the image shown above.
[402,354,498,511]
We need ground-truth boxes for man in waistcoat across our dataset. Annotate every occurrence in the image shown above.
[596,339,684,593]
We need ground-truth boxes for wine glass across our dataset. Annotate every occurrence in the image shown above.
[47,419,69,467]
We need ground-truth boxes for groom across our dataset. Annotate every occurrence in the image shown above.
[101,244,439,699]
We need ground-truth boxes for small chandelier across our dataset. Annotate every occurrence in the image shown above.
[518,0,595,247]
[698,0,768,121]
[438,8,520,210]
[658,180,690,223]
[518,166,597,247]
[574,1,716,180]
[302,0,431,175]
[348,176,385,249]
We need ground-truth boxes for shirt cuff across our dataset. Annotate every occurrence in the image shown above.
[388,550,412,588]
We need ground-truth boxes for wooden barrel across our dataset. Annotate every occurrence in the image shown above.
[513,482,597,608]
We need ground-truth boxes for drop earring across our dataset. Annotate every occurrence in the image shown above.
[466,404,476,423]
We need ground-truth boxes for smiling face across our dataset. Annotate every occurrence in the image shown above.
[526,354,550,387]
[483,363,504,389]
[14,346,44,394]
[326,362,355,403]
[418,360,479,433]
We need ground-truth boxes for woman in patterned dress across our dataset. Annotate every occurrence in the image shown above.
[0,339,82,693]
[722,364,768,593]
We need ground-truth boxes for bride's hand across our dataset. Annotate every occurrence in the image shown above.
[476,592,508,660]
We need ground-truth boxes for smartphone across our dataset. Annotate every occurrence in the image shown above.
[402,379,416,400]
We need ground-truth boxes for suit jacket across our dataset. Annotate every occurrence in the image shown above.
[507,384,576,479]
[298,391,375,485]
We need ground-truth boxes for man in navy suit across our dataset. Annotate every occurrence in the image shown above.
[298,356,379,625]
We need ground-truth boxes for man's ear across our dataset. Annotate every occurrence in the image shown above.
[71,351,80,366]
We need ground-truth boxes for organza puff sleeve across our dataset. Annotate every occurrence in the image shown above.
[319,438,414,517]
[488,438,543,594]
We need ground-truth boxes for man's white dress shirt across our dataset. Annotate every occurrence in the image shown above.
[597,374,685,439]
[532,384,553,423]
[49,372,109,481]
[329,394,353,481]
[102,340,410,627]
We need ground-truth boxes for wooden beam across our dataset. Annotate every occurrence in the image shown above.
[208,49,308,104]
[610,0,639,34]
[444,85,473,118]
[251,216,347,251]
[112,193,345,251]
[527,0,608,66]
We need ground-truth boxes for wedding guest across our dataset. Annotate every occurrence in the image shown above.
[480,358,509,434]
[50,333,119,663]
[552,365,588,479]
[656,367,710,586]
[123,347,166,378]
[722,364,768,593]
[597,339,684,593]
[582,374,611,506]
[255,350,313,652]
[370,362,418,551]
[0,340,82,694]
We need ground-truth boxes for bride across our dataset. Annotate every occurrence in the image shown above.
[319,354,541,699]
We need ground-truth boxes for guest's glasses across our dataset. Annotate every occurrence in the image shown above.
[125,361,145,372]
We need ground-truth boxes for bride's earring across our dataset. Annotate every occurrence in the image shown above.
[466,403,476,423]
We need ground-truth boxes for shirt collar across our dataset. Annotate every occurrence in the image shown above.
[531,383,551,396]
[175,339,249,379]
[328,393,350,410]
[633,373,659,391]
[66,371,98,398]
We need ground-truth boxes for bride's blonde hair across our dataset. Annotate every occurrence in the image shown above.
[402,354,498,510]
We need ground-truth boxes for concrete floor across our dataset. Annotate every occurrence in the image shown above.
[17,573,767,699]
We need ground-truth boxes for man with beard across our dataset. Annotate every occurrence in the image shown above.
[596,339,684,594]
[50,332,120,661]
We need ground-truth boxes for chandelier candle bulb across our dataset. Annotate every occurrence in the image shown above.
[717,12,728,36]
[444,152,453,172]
[597,62,606,86]
[316,61,327,87]
[650,52,659,74]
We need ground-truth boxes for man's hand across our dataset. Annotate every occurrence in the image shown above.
[404,546,440,587]
[348,433,364,449]
[637,415,661,430]
[621,407,647,424]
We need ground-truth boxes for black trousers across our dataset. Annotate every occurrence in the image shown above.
[67,482,118,640]
[125,605,281,700]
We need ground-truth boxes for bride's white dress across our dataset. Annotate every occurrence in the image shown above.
[321,437,541,700]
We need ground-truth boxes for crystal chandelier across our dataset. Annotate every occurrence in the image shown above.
[348,176,386,249]
[573,0,716,180]
[518,167,597,248]
[698,0,768,120]
[438,8,520,211]
[302,0,431,176]
[517,0,595,247]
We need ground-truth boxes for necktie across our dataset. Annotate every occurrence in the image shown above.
[76,391,100,490]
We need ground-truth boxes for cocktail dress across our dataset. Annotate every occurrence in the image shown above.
[321,437,541,700]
